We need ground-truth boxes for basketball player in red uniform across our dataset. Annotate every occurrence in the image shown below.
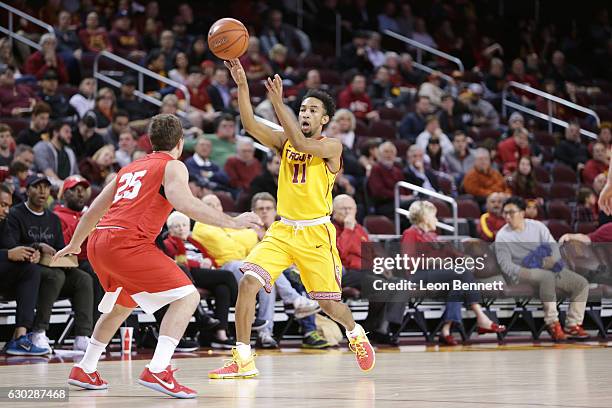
[54,114,261,399]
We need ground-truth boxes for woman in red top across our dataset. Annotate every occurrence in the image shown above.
[164,211,238,349]
[401,200,505,345]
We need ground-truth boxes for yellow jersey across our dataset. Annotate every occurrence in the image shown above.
[276,140,337,220]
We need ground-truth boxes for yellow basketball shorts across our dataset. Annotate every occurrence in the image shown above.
[241,221,343,301]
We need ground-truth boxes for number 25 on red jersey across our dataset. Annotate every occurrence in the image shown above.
[113,170,147,203]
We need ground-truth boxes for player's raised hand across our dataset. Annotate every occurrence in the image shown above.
[233,211,263,230]
[599,179,612,215]
[224,59,247,86]
[264,74,284,105]
[52,243,81,263]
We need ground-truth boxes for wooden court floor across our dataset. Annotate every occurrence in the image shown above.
[0,343,611,408]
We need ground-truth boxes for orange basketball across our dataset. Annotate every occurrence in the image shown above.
[208,18,249,60]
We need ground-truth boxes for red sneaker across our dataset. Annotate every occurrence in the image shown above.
[477,322,506,335]
[68,365,108,390]
[138,365,197,399]
[564,324,589,339]
[348,327,375,372]
[547,321,567,341]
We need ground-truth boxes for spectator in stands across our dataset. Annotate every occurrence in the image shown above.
[404,145,439,193]
[71,111,104,160]
[78,144,117,189]
[54,10,81,79]
[250,154,281,200]
[188,37,215,67]
[331,109,357,150]
[187,175,212,200]
[554,123,589,171]
[507,156,541,200]
[368,66,402,109]
[497,127,531,175]
[403,200,505,346]
[117,75,153,121]
[115,129,138,168]
[399,53,425,86]
[365,32,385,68]
[582,142,610,187]
[17,102,52,147]
[483,57,506,99]
[92,88,116,129]
[153,30,179,72]
[560,222,612,244]
[395,2,415,37]
[293,69,321,113]
[593,173,608,197]
[377,1,400,32]
[0,38,22,78]
[463,148,509,202]
[359,138,382,177]
[164,211,238,349]
[416,116,453,157]
[143,50,168,94]
[367,141,409,218]
[204,114,238,167]
[572,187,598,226]
[477,192,507,241]
[78,11,112,54]
[438,94,467,134]
[5,175,93,352]
[185,136,228,188]
[240,36,273,81]
[506,58,539,102]
[268,44,298,84]
[442,131,475,182]
[255,92,298,126]
[33,121,78,185]
[69,77,95,119]
[338,30,372,73]
[503,111,526,139]
[158,94,199,136]
[109,10,145,61]
[465,83,499,129]
[24,34,69,84]
[168,52,189,85]
[176,67,217,128]
[12,145,35,171]
[337,73,379,122]
[6,161,30,204]
[38,69,73,120]
[525,199,543,220]
[592,126,611,153]
[102,110,130,147]
[399,96,431,142]
[224,138,262,192]
[547,50,583,86]
[0,124,13,167]
[53,176,104,324]
[0,183,46,355]
[495,196,589,341]
[418,72,445,108]
[0,64,38,118]
[260,9,310,59]
[171,15,194,52]
[207,67,236,114]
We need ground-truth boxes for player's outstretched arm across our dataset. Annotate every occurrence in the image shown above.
[164,160,262,229]
[265,74,342,160]
[598,150,612,215]
[224,59,286,151]
[53,177,117,261]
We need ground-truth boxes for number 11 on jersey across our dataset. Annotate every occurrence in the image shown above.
[292,163,306,184]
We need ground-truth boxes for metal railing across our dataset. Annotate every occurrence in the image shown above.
[502,81,600,139]
[0,2,54,50]
[394,181,458,239]
[93,50,190,111]
[383,29,464,83]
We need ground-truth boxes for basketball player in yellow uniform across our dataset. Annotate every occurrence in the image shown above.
[209,60,375,378]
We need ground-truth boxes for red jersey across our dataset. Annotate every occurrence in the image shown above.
[98,152,174,242]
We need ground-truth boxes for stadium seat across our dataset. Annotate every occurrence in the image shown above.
[548,182,576,201]
[363,215,395,234]
[214,191,235,212]
[574,221,598,234]
[533,131,556,148]
[544,219,572,240]
[0,118,29,136]
[430,198,452,218]
[355,119,369,137]
[552,163,578,184]
[546,200,572,224]
[392,139,410,158]
[457,200,481,219]
[533,165,551,183]
[437,175,453,196]
[367,120,397,140]
[378,107,405,121]
[318,69,343,86]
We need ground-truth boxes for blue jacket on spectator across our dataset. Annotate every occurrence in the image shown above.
[185,153,229,187]
[399,112,426,142]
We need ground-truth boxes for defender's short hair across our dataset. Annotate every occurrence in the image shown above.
[148,114,183,151]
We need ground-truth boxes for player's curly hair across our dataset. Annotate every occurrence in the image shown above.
[149,114,183,151]
[302,89,336,120]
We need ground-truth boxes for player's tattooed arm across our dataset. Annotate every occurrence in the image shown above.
[224,59,286,151]
[265,74,342,160]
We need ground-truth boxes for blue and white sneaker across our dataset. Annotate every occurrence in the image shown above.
[5,335,50,356]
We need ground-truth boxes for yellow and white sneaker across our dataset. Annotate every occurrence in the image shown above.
[208,347,259,379]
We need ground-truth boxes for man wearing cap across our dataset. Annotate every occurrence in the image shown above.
[54,176,104,324]
[33,121,79,185]
[5,175,93,352]
[0,183,48,356]
[117,75,153,121]
[466,83,499,129]
[38,69,74,120]
[71,111,105,160]
[0,64,38,117]
[108,10,145,60]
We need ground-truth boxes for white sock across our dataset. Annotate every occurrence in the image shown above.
[77,337,107,373]
[346,323,363,339]
[148,335,179,373]
[236,342,251,361]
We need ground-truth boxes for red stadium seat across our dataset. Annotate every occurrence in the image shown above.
[355,119,369,137]
[574,221,598,234]
[544,220,572,240]
[0,118,30,136]
[552,163,578,184]
[548,182,576,201]
[318,69,342,86]
[363,215,395,234]
[392,139,410,159]
[214,191,235,212]
[437,175,453,196]
[533,165,551,183]
[457,200,481,219]
[546,200,572,224]
[378,107,405,122]
[430,198,452,218]
[367,120,397,140]
[534,131,556,148]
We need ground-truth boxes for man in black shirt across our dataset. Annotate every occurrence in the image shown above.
[0,183,47,355]
[38,69,74,120]
[71,111,105,160]
[116,75,153,121]
[0,124,13,167]
[102,110,130,148]
[16,102,51,147]
[5,175,93,352]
